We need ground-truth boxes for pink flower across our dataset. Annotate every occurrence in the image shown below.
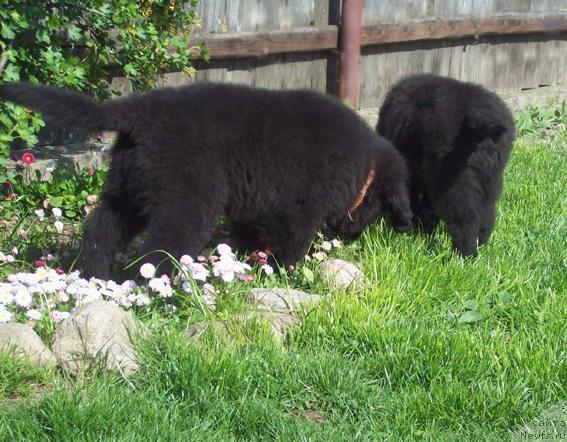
[34,260,45,268]
[22,152,36,165]
[239,274,255,283]
[2,181,11,189]
[43,197,51,208]
[55,268,65,275]
[50,310,70,322]
[85,168,95,176]
[84,204,95,214]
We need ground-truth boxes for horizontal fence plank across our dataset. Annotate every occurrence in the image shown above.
[193,16,567,59]
[192,26,339,59]
[361,16,567,45]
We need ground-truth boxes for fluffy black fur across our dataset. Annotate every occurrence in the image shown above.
[376,74,515,256]
[1,82,412,278]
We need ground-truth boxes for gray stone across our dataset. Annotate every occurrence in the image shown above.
[0,323,56,367]
[51,300,145,375]
[247,288,321,312]
[185,310,301,343]
[319,259,367,290]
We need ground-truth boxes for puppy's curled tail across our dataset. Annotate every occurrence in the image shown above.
[0,82,126,133]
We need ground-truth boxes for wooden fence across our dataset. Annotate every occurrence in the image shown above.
[115,1,567,108]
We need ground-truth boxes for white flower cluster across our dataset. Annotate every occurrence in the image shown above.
[0,267,141,324]
[211,244,252,282]
[305,238,342,262]
[0,243,263,325]
[34,207,65,234]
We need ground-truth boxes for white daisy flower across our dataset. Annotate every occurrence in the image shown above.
[312,251,327,261]
[34,209,45,221]
[54,220,64,234]
[148,278,165,292]
[0,308,13,323]
[216,243,232,256]
[261,264,274,275]
[180,255,194,266]
[52,207,63,218]
[14,290,32,308]
[0,290,14,305]
[140,263,156,279]
[26,309,42,321]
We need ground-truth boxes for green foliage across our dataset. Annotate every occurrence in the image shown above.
[1,165,106,222]
[0,0,205,161]
[516,101,566,138]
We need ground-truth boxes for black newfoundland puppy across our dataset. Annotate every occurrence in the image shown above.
[1,82,412,278]
[377,75,515,256]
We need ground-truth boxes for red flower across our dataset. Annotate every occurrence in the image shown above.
[2,181,10,189]
[55,268,65,275]
[85,168,94,176]
[22,153,36,165]
[34,260,45,268]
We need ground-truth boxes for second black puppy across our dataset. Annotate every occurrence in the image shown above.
[1,82,412,278]
[377,75,515,256]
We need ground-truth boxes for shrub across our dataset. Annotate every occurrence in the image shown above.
[0,0,206,181]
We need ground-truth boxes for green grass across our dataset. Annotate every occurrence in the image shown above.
[0,131,566,440]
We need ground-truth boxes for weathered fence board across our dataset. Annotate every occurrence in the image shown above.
[196,0,317,33]
[360,33,567,108]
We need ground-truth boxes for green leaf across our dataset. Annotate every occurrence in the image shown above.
[67,25,82,42]
[302,267,314,284]
[463,299,480,311]
[65,210,77,218]
[498,292,513,305]
[458,311,484,324]
[2,64,20,82]
[50,197,64,207]
[1,23,15,40]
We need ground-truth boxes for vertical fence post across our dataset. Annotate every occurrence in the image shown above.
[338,0,363,108]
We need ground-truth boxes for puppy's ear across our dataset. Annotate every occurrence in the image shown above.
[385,182,413,232]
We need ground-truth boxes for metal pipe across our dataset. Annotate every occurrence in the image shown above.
[338,0,363,108]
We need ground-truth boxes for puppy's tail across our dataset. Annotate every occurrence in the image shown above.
[0,82,126,133]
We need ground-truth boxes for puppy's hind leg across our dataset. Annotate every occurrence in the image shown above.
[81,199,144,279]
[437,173,483,257]
[140,196,224,276]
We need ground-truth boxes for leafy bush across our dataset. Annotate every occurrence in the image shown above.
[515,101,566,138]
[0,0,205,179]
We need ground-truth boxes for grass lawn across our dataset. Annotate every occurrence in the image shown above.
[0,120,565,440]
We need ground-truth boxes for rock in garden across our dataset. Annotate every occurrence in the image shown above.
[0,323,57,368]
[319,259,367,290]
[185,310,300,343]
[247,288,321,312]
[51,300,145,375]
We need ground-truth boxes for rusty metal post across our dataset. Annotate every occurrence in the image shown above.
[338,0,363,108]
